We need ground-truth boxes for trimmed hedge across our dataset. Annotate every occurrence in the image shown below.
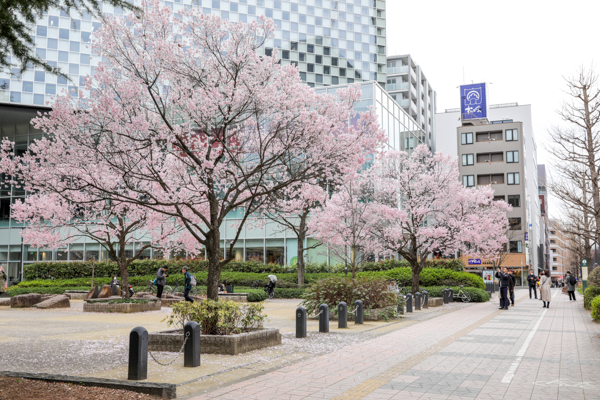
[357,268,485,290]
[419,286,490,302]
[7,286,92,296]
[584,286,600,310]
[591,296,600,322]
[23,258,466,280]
[245,289,268,302]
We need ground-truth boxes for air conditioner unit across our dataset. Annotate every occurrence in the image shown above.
[485,160,490,163]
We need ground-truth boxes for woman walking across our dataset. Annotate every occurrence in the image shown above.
[540,269,552,308]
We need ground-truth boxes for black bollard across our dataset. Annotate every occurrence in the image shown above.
[354,300,364,324]
[296,306,307,338]
[449,288,454,303]
[406,293,413,313]
[128,327,148,380]
[319,304,329,333]
[422,290,429,309]
[184,321,201,367]
[338,302,348,328]
[442,289,449,304]
[414,292,421,311]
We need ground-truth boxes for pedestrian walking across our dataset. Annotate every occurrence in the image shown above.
[527,269,538,299]
[508,270,515,306]
[182,266,194,303]
[0,266,7,296]
[156,265,168,299]
[496,267,510,310]
[540,269,552,308]
[565,271,577,301]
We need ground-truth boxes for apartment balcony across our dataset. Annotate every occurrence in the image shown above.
[386,82,410,91]
[387,65,409,75]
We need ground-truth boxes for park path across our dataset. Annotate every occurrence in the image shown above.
[186,289,600,400]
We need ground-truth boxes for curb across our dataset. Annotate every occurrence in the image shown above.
[0,371,176,399]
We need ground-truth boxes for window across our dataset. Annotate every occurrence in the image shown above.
[462,175,475,187]
[507,173,520,185]
[506,129,518,141]
[477,152,503,163]
[550,240,556,244]
[493,195,505,201]
[506,151,519,163]
[477,174,504,185]
[550,230,556,235]
[462,154,474,166]
[507,195,520,207]
[461,132,473,145]
[551,249,556,253]
[553,257,557,262]
[509,241,523,253]
[476,131,503,142]
[509,218,522,230]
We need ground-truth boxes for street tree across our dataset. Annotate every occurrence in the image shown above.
[368,146,510,293]
[22,1,384,300]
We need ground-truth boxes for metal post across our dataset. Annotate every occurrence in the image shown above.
[296,306,307,338]
[442,289,449,304]
[422,290,428,309]
[184,321,201,367]
[338,302,348,328]
[414,292,421,311]
[405,293,413,313]
[128,327,148,380]
[319,304,329,333]
[354,300,363,324]
[448,288,454,302]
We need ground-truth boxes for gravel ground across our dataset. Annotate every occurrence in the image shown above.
[0,377,160,400]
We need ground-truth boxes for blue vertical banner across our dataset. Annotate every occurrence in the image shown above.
[460,83,488,120]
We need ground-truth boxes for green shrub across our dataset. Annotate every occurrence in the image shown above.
[588,267,600,287]
[6,286,92,296]
[274,288,306,298]
[301,276,397,316]
[418,286,490,302]
[591,296,600,322]
[357,268,484,290]
[584,286,600,310]
[246,289,268,302]
[164,299,266,335]
[23,258,465,280]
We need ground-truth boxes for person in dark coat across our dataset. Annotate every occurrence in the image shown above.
[496,267,510,310]
[508,270,516,306]
[565,271,577,301]
[156,266,167,299]
[182,266,194,303]
[526,269,538,299]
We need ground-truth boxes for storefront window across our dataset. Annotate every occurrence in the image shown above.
[39,249,53,261]
[70,243,84,260]
[85,243,100,261]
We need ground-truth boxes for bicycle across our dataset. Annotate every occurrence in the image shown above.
[171,280,198,296]
[146,281,173,295]
[264,284,275,299]
[453,286,472,303]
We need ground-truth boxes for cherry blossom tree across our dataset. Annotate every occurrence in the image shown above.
[368,146,511,293]
[14,1,384,300]
[309,173,386,278]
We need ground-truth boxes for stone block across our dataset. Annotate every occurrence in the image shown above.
[98,285,113,299]
[87,285,100,299]
[217,293,248,303]
[10,293,42,308]
[34,295,70,309]
[429,297,444,307]
[83,300,161,313]
[0,298,11,306]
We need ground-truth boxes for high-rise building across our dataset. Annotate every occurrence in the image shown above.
[538,164,550,271]
[549,219,573,283]
[385,54,436,149]
[0,0,388,107]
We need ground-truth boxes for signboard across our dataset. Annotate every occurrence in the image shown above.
[483,270,494,283]
[582,258,588,267]
[460,83,488,120]
[524,232,529,241]
[582,266,589,280]
[468,259,482,265]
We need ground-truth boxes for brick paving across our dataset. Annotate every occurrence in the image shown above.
[186,289,600,400]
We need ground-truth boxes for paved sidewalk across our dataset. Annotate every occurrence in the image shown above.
[187,289,600,400]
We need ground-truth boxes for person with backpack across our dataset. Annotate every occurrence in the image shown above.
[182,266,195,303]
[566,271,577,301]
[156,265,168,299]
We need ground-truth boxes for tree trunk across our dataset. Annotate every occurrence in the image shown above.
[205,230,222,301]
[297,232,305,287]
[119,260,130,299]
[351,245,356,278]
[411,267,420,294]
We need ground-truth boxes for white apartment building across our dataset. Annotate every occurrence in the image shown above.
[548,219,572,282]
[386,55,436,149]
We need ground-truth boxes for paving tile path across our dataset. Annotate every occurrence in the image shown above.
[186,289,600,400]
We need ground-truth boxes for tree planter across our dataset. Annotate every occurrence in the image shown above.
[148,328,281,355]
[83,300,161,313]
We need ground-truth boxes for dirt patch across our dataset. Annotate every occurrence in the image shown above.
[0,377,160,400]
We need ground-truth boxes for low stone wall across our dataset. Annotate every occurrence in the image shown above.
[217,293,248,303]
[428,297,443,307]
[149,328,281,355]
[83,300,161,313]
[310,307,400,321]
[65,290,89,300]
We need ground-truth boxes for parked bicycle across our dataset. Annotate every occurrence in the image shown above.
[171,280,198,296]
[146,280,173,295]
[453,286,472,303]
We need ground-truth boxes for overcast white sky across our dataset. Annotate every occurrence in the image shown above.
[386,0,600,219]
